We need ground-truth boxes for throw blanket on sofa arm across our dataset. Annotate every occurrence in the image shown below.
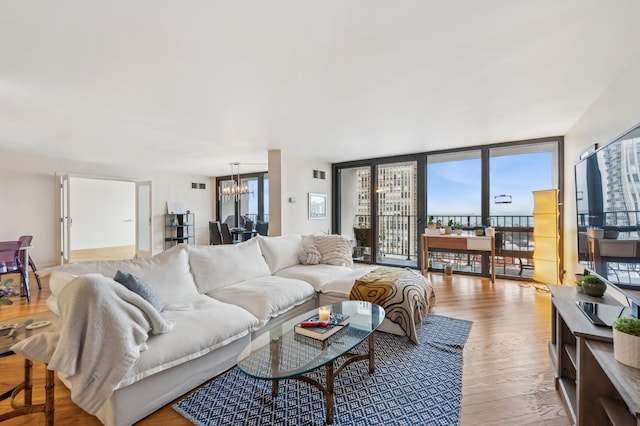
[350,267,434,344]
[11,274,174,415]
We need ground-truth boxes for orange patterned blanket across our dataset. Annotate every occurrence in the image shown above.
[350,267,435,344]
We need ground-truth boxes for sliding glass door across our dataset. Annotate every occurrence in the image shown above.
[426,151,483,273]
[338,166,372,261]
[376,161,418,267]
[489,143,558,278]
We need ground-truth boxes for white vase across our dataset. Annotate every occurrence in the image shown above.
[613,329,640,369]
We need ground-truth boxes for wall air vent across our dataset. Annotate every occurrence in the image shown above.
[313,170,326,180]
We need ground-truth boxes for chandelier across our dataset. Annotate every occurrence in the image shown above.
[219,162,250,201]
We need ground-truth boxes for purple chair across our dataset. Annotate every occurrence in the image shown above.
[0,241,30,302]
[18,235,42,289]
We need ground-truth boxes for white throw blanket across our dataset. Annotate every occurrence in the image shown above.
[11,274,174,415]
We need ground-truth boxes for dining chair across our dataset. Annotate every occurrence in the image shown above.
[0,241,30,302]
[209,221,223,245]
[255,221,269,236]
[18,235,42,289]
[242,220,254,242]
[220,223,234,244]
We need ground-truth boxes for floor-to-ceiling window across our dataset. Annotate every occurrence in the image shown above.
[377,161,418,266]
[216,172,269,229]
[426,151,483,273]
[338,166,372,261]
[489,143,558,278]
[333,137,563,280]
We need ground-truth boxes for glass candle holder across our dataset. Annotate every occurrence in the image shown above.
[318,306,331,322]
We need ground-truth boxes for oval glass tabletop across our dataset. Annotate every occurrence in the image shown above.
[237,301,385,380]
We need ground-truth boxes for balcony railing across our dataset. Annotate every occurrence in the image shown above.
[353,214,535,277]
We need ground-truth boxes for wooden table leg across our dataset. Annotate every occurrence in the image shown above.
[0,359,54,424]
[24,359,33,405]
[45,367,54,426]
[325,362,334,425]
[368,333,375,374]
[270,338,279,397]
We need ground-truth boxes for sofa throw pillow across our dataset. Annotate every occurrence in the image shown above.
[188,237,272,294]
[46,245,200,305]
[315,234,354,267]
[114,270,164,312]
[256,234,303,273]
[298,235,321,265]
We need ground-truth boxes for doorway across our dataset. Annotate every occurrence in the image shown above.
[59,175,152,263]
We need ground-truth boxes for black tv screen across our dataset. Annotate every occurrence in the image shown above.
[575,124,640,295]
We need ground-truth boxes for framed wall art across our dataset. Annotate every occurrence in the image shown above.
[308,193,327,219]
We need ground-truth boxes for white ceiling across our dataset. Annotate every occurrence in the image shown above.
[2,1,640,176]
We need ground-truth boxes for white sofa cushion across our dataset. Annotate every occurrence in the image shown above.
[44,245,199,305]
[319,265,379,296]
[206,276,315,328]
[188,238,272,293]
[49,270,78,296]
[275,264,355,292]
[256,234,303,273]
[117,295,259,388]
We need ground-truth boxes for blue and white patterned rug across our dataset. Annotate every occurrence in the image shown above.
[174,314,472,426]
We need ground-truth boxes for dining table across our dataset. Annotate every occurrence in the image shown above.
[230,228,256,243]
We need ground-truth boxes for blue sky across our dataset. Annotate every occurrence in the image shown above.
[427,152,553,216]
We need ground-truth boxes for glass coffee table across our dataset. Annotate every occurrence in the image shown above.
[237,301,385,425]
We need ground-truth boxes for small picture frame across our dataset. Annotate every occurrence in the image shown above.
[308,193,327,220]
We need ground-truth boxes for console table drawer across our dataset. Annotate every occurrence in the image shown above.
[467,238,492,251]
[426,237,466,250]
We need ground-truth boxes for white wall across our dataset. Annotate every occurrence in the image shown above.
[0,151,214,266]
[268,149,332,236]
[563,50,640,284]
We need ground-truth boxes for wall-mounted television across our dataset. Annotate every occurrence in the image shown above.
[575,123,640,312]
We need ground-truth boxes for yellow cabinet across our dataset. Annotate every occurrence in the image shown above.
[533,189,560,284]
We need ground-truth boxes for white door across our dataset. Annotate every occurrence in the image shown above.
[136,181,153,258]
[60,174,72,264]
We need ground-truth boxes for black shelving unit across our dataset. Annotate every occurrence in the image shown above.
[164,213,195,249]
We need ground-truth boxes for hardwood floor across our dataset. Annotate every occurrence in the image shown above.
[0,272,570,425]
[69,245,136,262]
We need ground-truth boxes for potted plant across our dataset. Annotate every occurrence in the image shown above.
[0,278,17,305]
[580,274,607,297]
[612,317,640,368]
[453,222,464,235]
[427,216,436,230]
[444,219,454,235]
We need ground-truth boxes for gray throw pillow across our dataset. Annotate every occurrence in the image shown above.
[114,270,164,312]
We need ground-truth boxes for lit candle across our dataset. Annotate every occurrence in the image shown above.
[318,306,331,322]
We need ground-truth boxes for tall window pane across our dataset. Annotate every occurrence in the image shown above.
[377,161,417,267]
[339,166,372,261]
[489,143,557,278]
[427,151,482,272]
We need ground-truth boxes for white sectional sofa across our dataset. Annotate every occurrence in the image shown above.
[26,234,433,426]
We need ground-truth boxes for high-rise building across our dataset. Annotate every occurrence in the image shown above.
[355,163,417,261]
